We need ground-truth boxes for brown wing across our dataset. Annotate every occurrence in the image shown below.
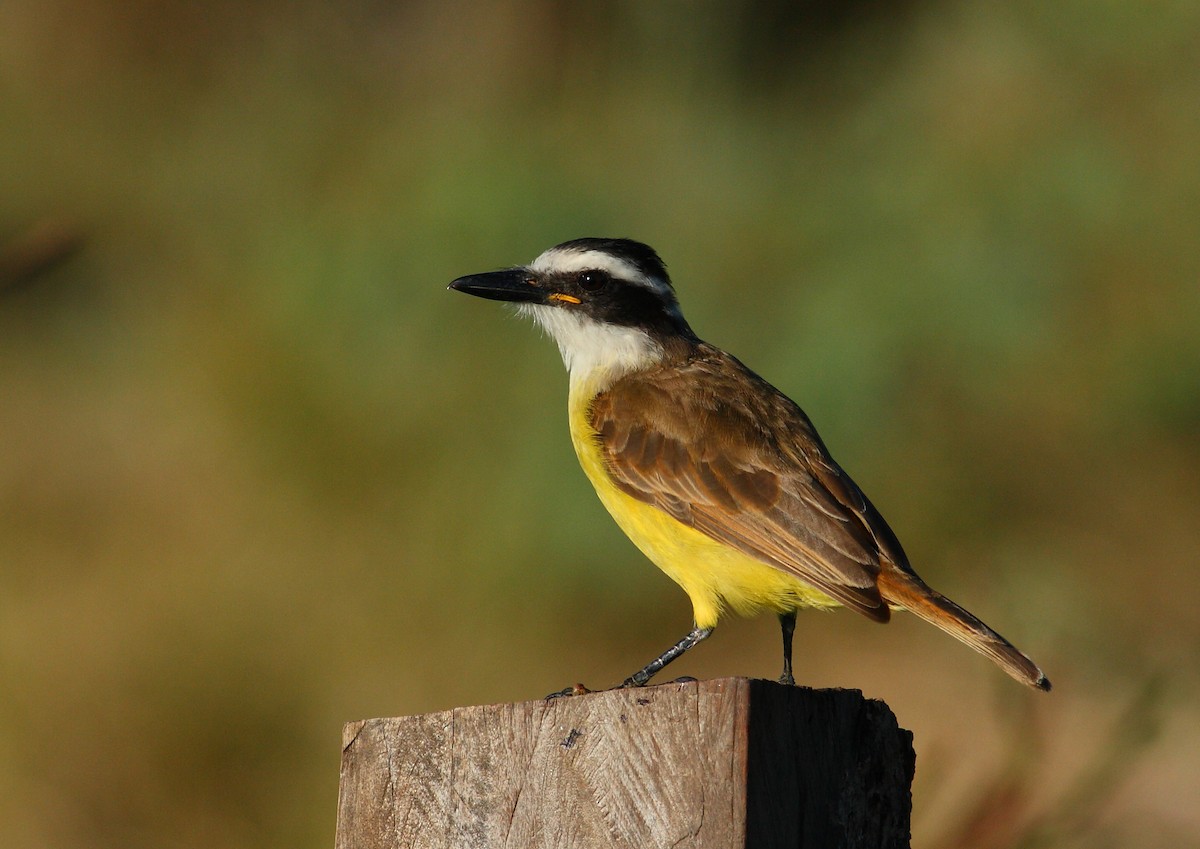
[590,344,911,622]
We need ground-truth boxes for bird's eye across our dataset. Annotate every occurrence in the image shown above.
[578,270,610,292]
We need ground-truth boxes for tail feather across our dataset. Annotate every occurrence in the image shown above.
[877,569,1051,691]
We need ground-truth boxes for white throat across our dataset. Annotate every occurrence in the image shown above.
[520,304,662,390]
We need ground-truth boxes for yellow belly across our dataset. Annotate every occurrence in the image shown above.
[568,384,840,630]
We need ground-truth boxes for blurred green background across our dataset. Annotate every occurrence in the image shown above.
[2,1,1198,847]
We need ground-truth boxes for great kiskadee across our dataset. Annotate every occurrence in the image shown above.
[449,238,1051,692]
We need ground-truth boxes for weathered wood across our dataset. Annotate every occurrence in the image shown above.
[335,677,914,849]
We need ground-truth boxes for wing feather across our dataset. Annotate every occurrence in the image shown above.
[590,345,910,621]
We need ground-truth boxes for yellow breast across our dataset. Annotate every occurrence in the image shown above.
[567,380,840,630]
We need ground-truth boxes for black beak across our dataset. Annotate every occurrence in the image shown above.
[448,268,545,304]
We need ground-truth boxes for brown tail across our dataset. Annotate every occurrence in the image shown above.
[877,569,1051,691]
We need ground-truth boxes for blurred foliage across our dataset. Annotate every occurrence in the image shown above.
[1,1,1198,848]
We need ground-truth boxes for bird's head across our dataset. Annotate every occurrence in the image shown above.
[449,238,695,382]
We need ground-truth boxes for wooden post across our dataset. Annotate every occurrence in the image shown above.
[335,677,914,849]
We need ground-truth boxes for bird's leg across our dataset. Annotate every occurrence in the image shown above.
[544,626,713,698]
[778,610,796,686]
[621,626,713,688]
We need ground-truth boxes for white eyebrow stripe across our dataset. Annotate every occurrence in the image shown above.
[529,248,672,298]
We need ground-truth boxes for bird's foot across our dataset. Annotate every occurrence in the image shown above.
[548,675,698,700]
[619,674,696,688]
[778,672,796,686]
[545,683,594,700]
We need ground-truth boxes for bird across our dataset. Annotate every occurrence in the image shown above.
[448,238,1051,693]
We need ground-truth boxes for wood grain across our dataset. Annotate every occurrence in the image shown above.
[335,677,913,849]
